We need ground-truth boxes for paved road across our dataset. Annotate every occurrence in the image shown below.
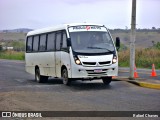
[0,60,160,119]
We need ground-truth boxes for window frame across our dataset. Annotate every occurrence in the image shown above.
[55,32,62,51]
[46,32,56,52]
[26,29,67,53]
[26,36,33,52]
[32,35,40,52]
[61,31,68,52]
[39,34,47,52]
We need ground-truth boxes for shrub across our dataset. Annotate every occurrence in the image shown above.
[0,51,25,60]
[118,48,160,69]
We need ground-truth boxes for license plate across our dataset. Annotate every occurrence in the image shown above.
[94,69,102,73]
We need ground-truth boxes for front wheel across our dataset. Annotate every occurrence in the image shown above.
[102,77,112,85]
[61,68,71,86]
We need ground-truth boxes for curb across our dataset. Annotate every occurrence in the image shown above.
[113,78,160,90]
[128,81,160,90]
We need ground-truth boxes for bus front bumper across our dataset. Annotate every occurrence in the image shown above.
[71,63,118,79]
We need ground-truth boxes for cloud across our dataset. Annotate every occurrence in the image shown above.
[62,0,107,5]
[0,0,159,29]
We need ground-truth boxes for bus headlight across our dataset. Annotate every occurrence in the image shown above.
[74,56,81,65]
[75,59,81,65]
[112,56,117,64]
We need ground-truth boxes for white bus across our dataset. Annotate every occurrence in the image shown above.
[25,23,120,85]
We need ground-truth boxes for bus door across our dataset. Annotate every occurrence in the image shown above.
[55,31,71,78]
[60,31,71,77]
[46,33,56,76]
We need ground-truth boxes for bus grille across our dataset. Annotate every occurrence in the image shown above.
[99,61,111,65]
[82,62,96,66]
[82,61,111,66]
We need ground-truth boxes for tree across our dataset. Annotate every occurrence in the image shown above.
[154,42,160,49]
[0,44,2,51]
[152,41,155,46]
[152,27,156,30]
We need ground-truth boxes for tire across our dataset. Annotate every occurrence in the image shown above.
[42,76,48,83]
[35,68,48,83]
[61,68,71,86]
[102,77,112,85]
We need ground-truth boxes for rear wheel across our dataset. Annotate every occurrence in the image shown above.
[35,68,48,83]
[61,68,71,86]
[102,77,112,85]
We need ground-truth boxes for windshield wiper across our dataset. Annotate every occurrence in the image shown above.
[87,47,113,52]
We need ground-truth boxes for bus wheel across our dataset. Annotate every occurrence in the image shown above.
[61,68,71,86]
[102,77,112,85]
[35,68,48,83]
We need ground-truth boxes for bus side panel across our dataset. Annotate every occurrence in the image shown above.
[42,52,56,76]
[55,51,61,77]
[48,54,56,76]
[25,53,42,75]
[25,52,56,76]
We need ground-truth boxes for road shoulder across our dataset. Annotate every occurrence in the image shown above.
[113,77,160,90]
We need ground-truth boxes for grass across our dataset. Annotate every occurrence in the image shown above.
[118,48,160,69]
[0,49,160,69]
[0,51,25,60]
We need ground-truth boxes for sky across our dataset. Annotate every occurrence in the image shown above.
[0,0,160,30]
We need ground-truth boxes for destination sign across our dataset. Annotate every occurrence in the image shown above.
[69,25,107,32]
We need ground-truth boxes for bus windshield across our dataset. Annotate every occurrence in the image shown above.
[69,31,115,54]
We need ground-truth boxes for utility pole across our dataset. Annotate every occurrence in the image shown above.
[130,0,136,79]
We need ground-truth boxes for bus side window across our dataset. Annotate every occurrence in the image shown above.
[62,32,67,49]
[47,33,55,51]
[33,35,39,52]
[39,34,47,51]
[56,33,61,51]
[26,36,33,52]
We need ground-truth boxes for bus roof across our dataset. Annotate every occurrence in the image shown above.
[27,23,105,36]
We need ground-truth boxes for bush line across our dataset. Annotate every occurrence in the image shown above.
[0,49,160,69]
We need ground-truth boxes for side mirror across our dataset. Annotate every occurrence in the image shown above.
[116,37,120,51]
[67,38,71,47]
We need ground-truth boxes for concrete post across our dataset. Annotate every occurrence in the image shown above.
[130,0,136,80]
